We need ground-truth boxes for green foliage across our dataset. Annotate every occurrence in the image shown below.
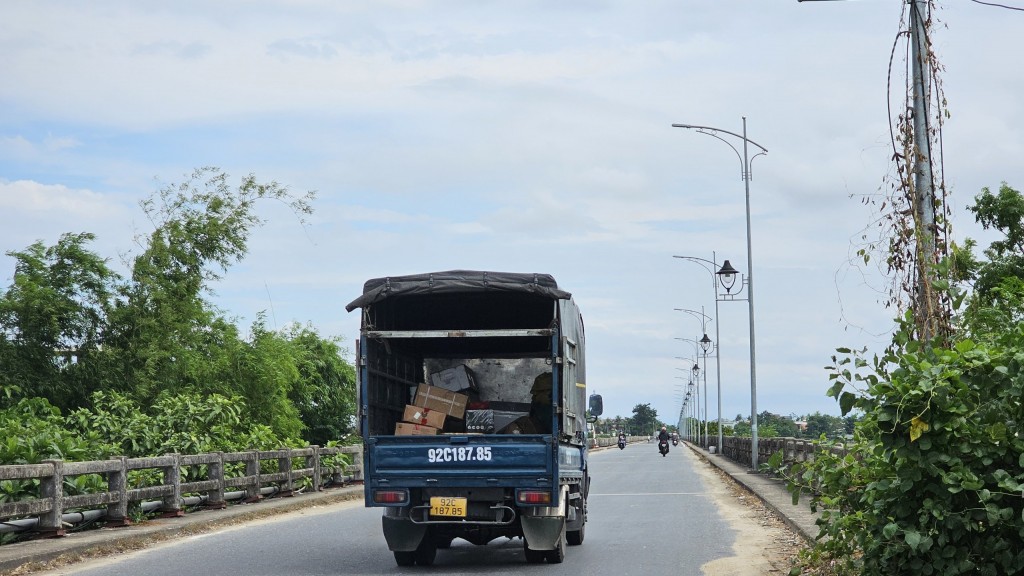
[704,421,733,438]
[804,411,853,440]
[0,168,356,445]
[284,323,356,446]
[0,233,119,410]
[788,324,1024,575]
[959,184,1024,340]
[733,420,751,437]
[64,390,291,460]
[628,403,659,435]
[0,398,99,466]
[102,167,314,407]
[2,391,298,504]
[969,183,1024,258]
[784,181,1024,574]
[757,411,801,438]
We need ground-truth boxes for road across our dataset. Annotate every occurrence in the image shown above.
[37,443,793,575]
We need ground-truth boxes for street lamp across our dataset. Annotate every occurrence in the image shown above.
[672,118,767,470]
[675,307,715,451]
[675,347,701,444]
[674,256,726,456]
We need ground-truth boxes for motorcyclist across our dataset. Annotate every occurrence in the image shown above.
[657,426,671,455]
[617,431,627,442]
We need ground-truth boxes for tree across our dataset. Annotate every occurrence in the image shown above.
[283,323,356,445]
[732,420,751,437]
[629,403,659,435]
[804,411,847,439]
[0,233,118,410]
[756,411,800,438]
[0,168,366,447]
[960,183,1024,338]
[101,168,314,412]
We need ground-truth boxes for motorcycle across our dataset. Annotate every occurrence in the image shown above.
[658,439,669,457]
[672,438,678,447]
[617,437,626,450]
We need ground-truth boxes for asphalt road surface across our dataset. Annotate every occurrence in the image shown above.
[41,442,742,575]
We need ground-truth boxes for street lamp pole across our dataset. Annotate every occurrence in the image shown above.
[675,348,700,445]
[675,307,714,451]
[675,331,707,447]
[672,118,767,469]
[673,256,725,455]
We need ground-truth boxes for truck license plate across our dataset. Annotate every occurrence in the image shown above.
[430,497,467,517]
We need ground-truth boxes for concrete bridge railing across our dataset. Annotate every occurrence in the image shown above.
[0,445,362,537]
[707,435,845,471]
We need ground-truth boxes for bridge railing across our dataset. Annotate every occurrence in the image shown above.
[592,435,646,448]
[715,435,846,471]
[0,445,362,537]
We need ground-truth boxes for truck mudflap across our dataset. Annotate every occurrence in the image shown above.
[520,485,569,551]
[382,508,427,552]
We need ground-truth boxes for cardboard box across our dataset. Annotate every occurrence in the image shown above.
[430,365,478,393]
[402,404,446,429]
[414,384,468,419]
[395,422,439,436]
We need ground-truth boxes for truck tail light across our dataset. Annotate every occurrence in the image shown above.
[516,490,552,505]
[373,489,409,504]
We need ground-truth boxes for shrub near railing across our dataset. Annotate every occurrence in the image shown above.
[0,445,362,538]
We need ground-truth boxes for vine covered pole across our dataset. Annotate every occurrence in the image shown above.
[909,0,941,342]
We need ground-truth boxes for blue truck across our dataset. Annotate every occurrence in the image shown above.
[345,270,603,566]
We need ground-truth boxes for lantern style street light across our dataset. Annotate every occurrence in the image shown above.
[674,255,726,455]
[675,307,715,451]
[673,118,766,470]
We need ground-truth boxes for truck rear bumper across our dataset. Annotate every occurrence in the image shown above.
[380,487,568,552]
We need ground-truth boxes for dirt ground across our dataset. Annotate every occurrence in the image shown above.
[687,449,807,576]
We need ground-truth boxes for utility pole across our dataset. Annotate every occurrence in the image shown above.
[909,0,939,341]
[800,0,946,341]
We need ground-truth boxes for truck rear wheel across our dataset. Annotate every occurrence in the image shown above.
[546,523,566,564]
[567,521,585,545]
[567,495,586,545]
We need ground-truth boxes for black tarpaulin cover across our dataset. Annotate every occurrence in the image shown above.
[345,270,571,312]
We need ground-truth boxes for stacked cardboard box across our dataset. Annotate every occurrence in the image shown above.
[413,384,468,419]
[430,365,477,393]
[402,405,445,429]
[394,384,470,435]
[394,422,438,436]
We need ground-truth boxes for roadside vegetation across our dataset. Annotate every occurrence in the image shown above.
[0,168,358,538]
[774,183,1024,575]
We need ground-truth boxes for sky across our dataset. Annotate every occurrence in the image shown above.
[2,1,1023,427]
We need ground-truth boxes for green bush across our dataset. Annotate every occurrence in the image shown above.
[783,326,1024,575]
[1,391,304,504]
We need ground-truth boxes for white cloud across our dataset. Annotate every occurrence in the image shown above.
[1,0,1022,424]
